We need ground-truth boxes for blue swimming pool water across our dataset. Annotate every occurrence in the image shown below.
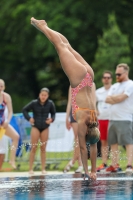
[0,173,133,200]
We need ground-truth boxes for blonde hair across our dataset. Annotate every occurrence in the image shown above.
[86,126,100,144]
[0,79,5,85]
[0,79,5,90]
[116,63,130,72]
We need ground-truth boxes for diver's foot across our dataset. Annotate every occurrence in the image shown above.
[9,161,16,169]
[30,17,47,32]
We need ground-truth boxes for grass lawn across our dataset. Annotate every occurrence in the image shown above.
[1,146,128,172]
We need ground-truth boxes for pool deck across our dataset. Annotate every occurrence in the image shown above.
[0,171,73,177]
[0,170,128,178]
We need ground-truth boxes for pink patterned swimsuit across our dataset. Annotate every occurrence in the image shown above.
[71,73,96,121]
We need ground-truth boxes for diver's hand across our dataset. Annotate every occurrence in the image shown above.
[89,171,97,181]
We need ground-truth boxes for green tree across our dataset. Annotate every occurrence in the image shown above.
[0,0,111,112]
[92,14,131,88]
[0,0,133,112]
[114,0,133,78]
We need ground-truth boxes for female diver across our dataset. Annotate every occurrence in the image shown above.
[30,18,100,180]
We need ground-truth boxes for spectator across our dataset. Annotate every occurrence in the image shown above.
[96,71,112,172]
[64,86,83,173]
[0,79,19,169]
[0,106,10,170]
[22,88,56,175]
[105,63,133,172]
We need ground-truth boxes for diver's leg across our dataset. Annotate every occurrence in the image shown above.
[31,18,87,87]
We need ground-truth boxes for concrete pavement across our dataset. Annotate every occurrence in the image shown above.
[0,171,73,178]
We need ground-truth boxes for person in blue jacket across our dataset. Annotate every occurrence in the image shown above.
[22,87,56,175]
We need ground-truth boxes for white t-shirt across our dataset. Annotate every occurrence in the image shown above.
[96,86,112,120]
[108,80,133,121]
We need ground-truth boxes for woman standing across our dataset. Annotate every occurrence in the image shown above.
[22,88,56,175]
[0,79,19,169]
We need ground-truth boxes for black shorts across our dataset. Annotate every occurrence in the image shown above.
[32,124,49,133]
[70,108,77,123]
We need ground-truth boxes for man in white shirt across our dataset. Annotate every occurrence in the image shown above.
[96,71,112,172]
[105,63,133,172]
